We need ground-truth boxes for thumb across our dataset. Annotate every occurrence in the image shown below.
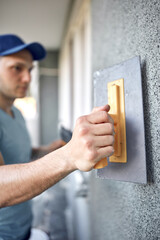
[92,104,110,113]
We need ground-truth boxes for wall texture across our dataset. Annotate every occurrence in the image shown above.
[89,0,160,239]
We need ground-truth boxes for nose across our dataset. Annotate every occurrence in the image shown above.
[21,70,31,83]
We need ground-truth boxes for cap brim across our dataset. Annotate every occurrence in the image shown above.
[0,42,46,60]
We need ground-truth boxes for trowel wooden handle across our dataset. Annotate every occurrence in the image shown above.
[108,79,127,163]
[94,79,127,169]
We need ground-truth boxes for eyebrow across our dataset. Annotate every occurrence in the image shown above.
[8,61,34,70]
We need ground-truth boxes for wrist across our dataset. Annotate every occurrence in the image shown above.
[48,144,77,174]
[58,144,78,172]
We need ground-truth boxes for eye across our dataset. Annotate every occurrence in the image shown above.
[29,66,34,73]
[13,65,22,72]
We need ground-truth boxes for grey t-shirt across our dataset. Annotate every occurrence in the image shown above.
[0,106,33,240]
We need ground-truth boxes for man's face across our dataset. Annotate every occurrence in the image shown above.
[0,50,33,100]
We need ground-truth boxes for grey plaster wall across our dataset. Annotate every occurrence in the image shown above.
[89,0,160,239]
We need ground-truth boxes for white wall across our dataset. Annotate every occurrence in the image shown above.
[0,0,71,49]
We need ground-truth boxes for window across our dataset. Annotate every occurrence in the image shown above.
[59,0,92,130]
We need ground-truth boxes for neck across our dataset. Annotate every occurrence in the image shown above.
[0,92,15,116]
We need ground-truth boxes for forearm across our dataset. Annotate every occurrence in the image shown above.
[0,146,75,208]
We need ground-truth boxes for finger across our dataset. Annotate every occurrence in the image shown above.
[108,114,114,125]
[92,123,114,136]
[94,135,114,147]
[97,146,114,158]
[87,111,112,124]
[92,104,110,113]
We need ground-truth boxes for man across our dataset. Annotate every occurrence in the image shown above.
[0,34,114,240]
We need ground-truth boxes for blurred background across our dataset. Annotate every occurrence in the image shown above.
[0,0,159,240]
[0,0,92,240]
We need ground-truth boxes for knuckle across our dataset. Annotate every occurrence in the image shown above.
[78,126,89,136]
[83,138,93,149]
[76,116,86,125]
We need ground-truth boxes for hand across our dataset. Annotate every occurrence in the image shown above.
[65,105,114,172]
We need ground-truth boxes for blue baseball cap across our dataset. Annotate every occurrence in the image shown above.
[0,34,46,60]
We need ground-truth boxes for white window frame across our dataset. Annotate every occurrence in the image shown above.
[59,0,92,130]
